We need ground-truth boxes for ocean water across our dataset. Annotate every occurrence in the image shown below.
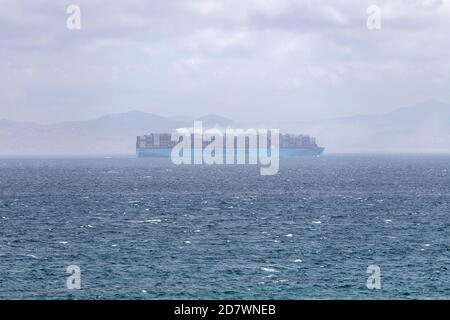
[0,155,449,299]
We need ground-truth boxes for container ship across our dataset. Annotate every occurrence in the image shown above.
[136,132,324,158]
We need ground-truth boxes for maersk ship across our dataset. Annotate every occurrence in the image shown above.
[136,132,324,158]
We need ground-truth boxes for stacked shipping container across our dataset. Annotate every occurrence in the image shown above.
[136,133,319,149]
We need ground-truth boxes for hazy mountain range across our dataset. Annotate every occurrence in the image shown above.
[1,101,450,155]
[0,112,237,156]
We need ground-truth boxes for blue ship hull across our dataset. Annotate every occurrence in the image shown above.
[137,147,324,158]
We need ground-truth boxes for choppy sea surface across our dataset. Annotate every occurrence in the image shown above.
[0,155,449,299]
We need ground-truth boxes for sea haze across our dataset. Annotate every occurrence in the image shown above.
[0,155,449,299]
[1,101,450,155]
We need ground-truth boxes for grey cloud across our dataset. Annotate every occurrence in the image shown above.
[0,0,450,124]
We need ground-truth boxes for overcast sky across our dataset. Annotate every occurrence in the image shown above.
[1,0,450,124]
